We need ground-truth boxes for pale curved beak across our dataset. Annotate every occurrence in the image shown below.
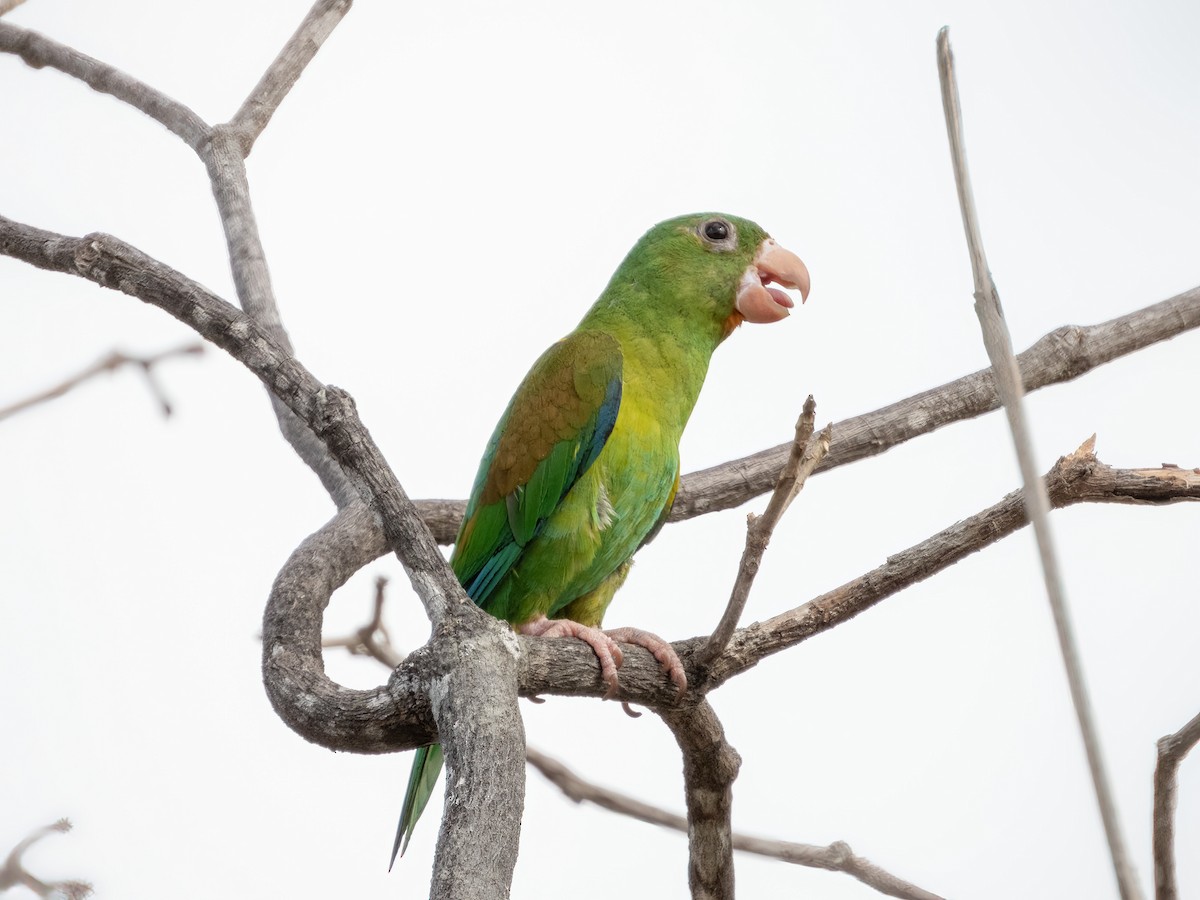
[735,239,811,324]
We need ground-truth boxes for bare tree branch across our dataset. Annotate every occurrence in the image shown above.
[0,342,203,421]
[228,0,353,154]
[700,396,829,665]
[329,583,944,900]
[657,701,740,900]
[0,819,92,899]
[409,284,1200,544]
[329,583,943,900]
[4,213,1198,714]
[526,748,944,900]
[705,437,1200,688]
[1152,709,1200,900]
[6,14,1196,899]
[937,29,1142,900]
[201,124,358,507]
[0,8,359,507]
[0,0,28,17]
[3,12,522,887]
[0,215,521,899]
[0,21,209,148]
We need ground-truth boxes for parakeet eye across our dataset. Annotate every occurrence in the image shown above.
[701,220,730,242]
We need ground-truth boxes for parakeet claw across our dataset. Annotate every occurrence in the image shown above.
[519,618,686,701]
[605,626,688,700]
[519,616,624,697]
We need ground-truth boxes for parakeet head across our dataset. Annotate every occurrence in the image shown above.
[585,212,809,344]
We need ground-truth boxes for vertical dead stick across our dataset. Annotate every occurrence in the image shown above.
[1152,710,1200,900]
[936,27,1142,900]
[699,396,830,665]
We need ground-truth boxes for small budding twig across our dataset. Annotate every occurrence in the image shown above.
[1152,709,1200,900]
[0,342,204,422]
[321,575,404,668]
[937,28,1142,900]
[699,395,831,665]
[0,819,92,899]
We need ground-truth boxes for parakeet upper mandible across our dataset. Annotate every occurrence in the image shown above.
[392,212,810,864]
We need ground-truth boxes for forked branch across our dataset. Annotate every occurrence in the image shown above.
[0,342,203,421]
[0,819,91,900]
[700,396,830,665]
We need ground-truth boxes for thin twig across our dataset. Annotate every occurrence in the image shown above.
[0,342,204,422]
[0,819,92,899]
[699,396,830,664]
[322,574,404,668]
[704,437,1200,688]
[4,214,1200,711]
[228,0,353,154]
[1152,710,1200,900]
[936,28,1142,900]
[526,748,944,900]
[0,21,209,148]
[0,0,28,17]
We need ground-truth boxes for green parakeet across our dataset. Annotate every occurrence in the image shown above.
[391,212,809,864]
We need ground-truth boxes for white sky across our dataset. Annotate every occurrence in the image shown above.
[2,1,1198,898]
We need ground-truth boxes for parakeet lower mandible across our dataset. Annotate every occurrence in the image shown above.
[391,212,809,864]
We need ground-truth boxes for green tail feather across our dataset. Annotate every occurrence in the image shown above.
[390,743,444,869]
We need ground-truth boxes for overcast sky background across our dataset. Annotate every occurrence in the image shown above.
[2,1,1198,898]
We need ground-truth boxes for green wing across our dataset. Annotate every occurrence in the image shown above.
[391,331,623,867]
[451,329,623,611]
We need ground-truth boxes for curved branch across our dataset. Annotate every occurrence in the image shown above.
[263,504,429,751]
[0,215,524,895]
[0,21,209,148]
[0,341,203,421]
[4,216,1199,734]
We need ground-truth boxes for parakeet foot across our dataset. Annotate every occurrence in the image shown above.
[519,617,687,700]
[605,626,688,700]
[518,616,625,697]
